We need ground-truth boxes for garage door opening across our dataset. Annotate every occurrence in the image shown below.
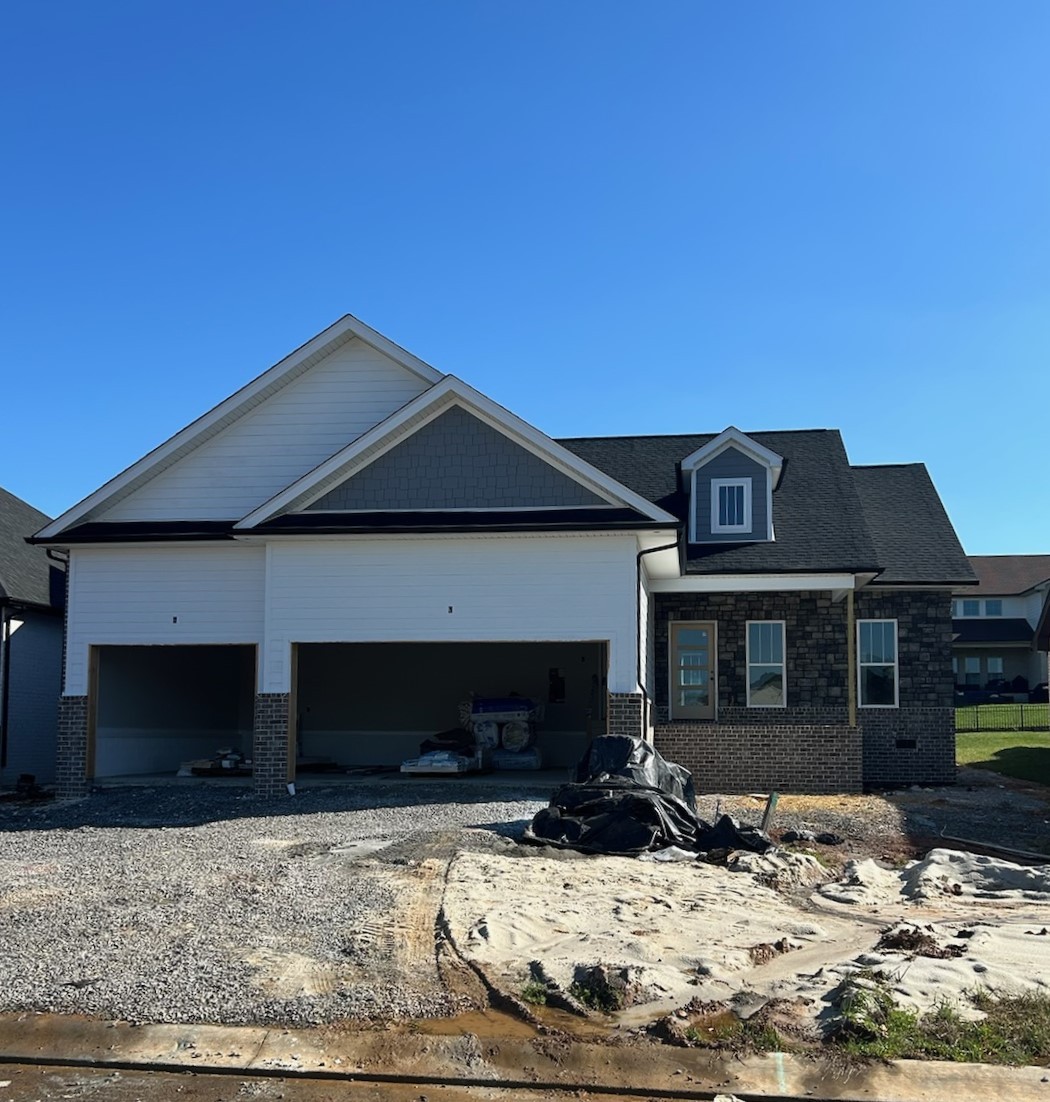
[93,645,256,778]
[295,641,606,771]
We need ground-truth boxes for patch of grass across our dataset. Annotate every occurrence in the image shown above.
[569,979,623,1013]
[684,1016,784,1053]
[520,980,549,1006]
[832,973,1050,1065]
[956,731,1050,786]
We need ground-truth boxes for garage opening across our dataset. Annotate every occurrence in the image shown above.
[295,641,606,770]
[93,645,256,778]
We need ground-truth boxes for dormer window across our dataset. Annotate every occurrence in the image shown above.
[681,426,783,544]
[712,478,752,534]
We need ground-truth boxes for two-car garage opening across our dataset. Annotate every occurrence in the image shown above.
[90,640,606,780]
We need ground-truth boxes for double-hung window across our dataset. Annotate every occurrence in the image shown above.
[747,620,785,707]
[857,619,898,707]
[711,478,752,534]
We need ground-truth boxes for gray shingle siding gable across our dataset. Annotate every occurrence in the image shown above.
[309,405,607,511]
[691,447,769,543]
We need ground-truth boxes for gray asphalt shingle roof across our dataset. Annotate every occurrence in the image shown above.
[851,465,975,585]
[0,486,60,607]
[558,432,971,584]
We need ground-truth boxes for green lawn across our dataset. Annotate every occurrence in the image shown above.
[956,730,1050,785]
[955,701,1048,732]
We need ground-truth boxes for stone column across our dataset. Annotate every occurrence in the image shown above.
[252,693,291,797]
[56,695,90,798]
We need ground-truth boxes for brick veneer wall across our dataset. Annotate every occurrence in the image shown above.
[607,692,645,738]
[56,695,89,798]
[652,588,955,791]
[654,722,862,794]
[253,693,291,797]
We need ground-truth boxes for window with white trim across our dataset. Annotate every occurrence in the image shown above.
[987,656,1004,682]
[963,656,980,686]
[858,619,898,707]
[961,599,980,616]
[711,477,752,534]
[746,620,785,707]
[985,600,1003,616]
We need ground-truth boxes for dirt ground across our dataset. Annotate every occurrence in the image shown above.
[1,766,1048,1058]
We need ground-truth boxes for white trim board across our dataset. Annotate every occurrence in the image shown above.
[35,315,443,541]
[235,376,679,529]
[650,573,858,593]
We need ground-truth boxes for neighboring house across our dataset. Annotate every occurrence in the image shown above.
[32,316,975,798]
[0,487,65,787]
[951,556,1050,699]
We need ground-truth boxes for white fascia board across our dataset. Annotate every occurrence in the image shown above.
[650,573,858,593]
[235,375,679,529]
[35,314,443,541]
[680,426,784,488]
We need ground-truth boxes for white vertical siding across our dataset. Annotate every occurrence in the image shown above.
[262,534,641,694]
[64,545,265,695]
[102,339,431,521]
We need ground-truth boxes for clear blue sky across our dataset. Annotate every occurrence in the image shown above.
[3,2,1047,553]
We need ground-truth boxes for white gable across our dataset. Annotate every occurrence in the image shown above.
[100,338,432,522]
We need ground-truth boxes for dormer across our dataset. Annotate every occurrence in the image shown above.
[681,427,784,544]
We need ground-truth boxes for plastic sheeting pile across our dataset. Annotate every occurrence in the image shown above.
[524,735,771,857]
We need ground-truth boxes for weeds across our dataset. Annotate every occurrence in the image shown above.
[520,980,549,1006]
[832,970,1050,1065]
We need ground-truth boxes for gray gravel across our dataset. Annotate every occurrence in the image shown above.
[0,782,548,1027]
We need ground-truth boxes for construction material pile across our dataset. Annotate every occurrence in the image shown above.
[524,735,771,857]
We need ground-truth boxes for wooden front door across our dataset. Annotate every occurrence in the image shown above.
[670,621,716,720]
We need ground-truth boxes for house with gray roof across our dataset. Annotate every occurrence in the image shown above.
[952,555,1050,699]
[0,486,65,787]
[32,316,974,797]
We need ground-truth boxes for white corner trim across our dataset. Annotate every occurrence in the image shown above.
[35,314,444,541]
[234,375,679,529]
[710,477,753,535]
[650,573,858,593]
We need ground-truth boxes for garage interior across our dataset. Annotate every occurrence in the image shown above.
[94,645,256,777]
[295,641,607,770]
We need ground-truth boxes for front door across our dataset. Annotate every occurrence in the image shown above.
[670,622,716,720]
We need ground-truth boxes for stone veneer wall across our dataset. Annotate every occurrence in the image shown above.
[56,695,89,798]
[651,588,955,792]
[253,693,291,797]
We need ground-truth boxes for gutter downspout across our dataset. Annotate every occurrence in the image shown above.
[636,539,681,736]
[847,589,857,728]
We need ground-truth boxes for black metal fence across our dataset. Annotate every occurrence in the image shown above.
[955,702,1050,733]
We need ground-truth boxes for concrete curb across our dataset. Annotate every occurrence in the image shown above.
[0,1014,1047,1101]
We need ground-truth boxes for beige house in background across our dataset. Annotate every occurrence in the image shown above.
[952,555,1050,698]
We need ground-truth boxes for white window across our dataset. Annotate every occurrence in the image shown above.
[964,656,981,686]
[987,656,1004,681]
[952,656,959,678]
[961,599,980,616]
[711,478,752,534]
[951,600,960,616]
[746,620,785,707]
[858,619,898,707]
[985,600,1003,617]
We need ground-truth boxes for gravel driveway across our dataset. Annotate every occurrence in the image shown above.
[1,770,1046,1030]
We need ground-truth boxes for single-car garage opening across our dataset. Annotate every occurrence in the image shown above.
[94,645,256,778]
[295,641,606,770]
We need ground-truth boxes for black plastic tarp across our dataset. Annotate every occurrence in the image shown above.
[525,736,772,857]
